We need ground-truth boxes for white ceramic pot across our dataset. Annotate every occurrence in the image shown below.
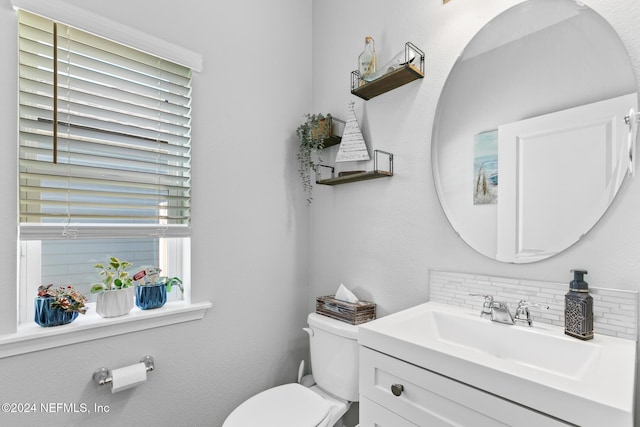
[96,287,134,318]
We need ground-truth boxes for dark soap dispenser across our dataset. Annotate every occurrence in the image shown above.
[564,269,594,340]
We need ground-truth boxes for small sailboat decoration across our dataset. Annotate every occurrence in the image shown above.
[335,101,370,163]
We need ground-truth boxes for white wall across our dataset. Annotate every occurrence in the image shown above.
[0,1,312,426]
[310,0,640,422]
[310,0,640,311]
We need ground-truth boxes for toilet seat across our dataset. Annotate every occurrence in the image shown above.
[222,383,331,427]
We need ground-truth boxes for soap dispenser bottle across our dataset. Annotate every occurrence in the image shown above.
[564,269,594,340]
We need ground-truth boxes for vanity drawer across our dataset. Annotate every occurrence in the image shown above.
[359,346,571,427]
[359,396,418,427]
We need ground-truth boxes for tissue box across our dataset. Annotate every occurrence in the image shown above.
[316,295,376,325]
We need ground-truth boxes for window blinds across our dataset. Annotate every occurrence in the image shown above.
[18,10,192,238]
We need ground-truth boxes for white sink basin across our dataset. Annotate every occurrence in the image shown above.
[358,302,636,427]
[430,308,599,379]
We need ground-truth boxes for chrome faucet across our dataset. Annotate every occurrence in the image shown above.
[514,299,549,327]
[470,294,550,326]
[469,294,514,325]
[489,300,514,325]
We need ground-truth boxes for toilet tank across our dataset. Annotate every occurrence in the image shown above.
[307,313,360,402]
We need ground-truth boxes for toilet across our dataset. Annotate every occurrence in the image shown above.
[222,312,360,427]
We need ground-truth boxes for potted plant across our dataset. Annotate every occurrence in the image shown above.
[133,268,183,310]
[90,256,135,318]
[35,284,88,327]
[296,113,332,204]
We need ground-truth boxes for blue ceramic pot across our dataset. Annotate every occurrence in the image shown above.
[34,297,78,327]
[135,283,167,310]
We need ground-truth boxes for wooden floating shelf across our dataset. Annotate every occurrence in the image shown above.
[315,150,394,186]
[350,42,425,101]
[316,170,393,186]
[323,135,342,148]
[351,64,424,100]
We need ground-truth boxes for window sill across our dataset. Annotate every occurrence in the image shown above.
[0,300,212,359]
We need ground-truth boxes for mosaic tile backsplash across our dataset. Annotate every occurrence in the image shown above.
[429,270,638,340]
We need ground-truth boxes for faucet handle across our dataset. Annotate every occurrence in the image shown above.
[469,293,494,317]
[517,299,550,310]
[514,299,549,326]
[469,293,493,302]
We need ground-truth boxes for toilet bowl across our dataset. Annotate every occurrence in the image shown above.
[223,313,359,427]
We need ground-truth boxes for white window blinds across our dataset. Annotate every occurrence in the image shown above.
[18,10,192,239]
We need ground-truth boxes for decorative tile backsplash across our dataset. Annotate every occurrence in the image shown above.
[429,270,638,340]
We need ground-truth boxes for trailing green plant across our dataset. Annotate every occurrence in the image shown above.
[296,113,331,204]
[90,256,134,293]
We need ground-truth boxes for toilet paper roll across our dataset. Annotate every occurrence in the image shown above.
[111,362,147,393]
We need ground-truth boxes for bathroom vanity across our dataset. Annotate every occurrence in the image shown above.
[359,347,570,426]
[357,302,636,427]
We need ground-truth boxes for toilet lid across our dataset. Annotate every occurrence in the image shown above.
[223,383,330,427]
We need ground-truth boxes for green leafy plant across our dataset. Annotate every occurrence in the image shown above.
[90,256,134,293]
[37,284,88,314]
[296,113,331,204]
[163,277,183,293]
[134,267,184,294]
[136,269,184,294]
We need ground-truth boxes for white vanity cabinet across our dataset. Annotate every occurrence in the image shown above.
[359,347,571,427]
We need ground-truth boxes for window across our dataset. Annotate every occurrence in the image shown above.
[15,9,197,328]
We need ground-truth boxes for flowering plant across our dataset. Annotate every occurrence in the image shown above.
[90,256,134,293]
[37,284,88,314]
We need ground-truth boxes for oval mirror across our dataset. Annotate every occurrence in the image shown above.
[432,0,638,263]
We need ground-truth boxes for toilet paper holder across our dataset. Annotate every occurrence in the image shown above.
[93,355,155,386]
